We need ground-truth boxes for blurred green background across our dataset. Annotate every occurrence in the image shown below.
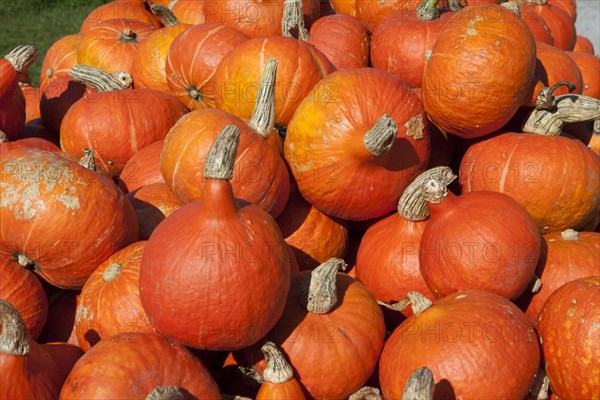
[0,0,112,86]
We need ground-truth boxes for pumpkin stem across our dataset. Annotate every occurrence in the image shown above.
[69,65,132,92]
[363,115,398,157]
[535,81,577,111]
[299,258,347,314]
[14,253,34,268]
[377,292,432,316]
[527,0,548,5]
[0,299,30,356]
[560,229,579,240]
[120,27,138,43]
[397,166,456,221]
[150,4,180,26]
[529,367,550,399]
[349,387,382,400]
[402,367,434,400]
[103,263,122,282]
[78,149,97,171]
[530,276,542,294]
[238,365,264,385]
[447,0,462,11]
[203,125,241,180]
[248,59,278,139]
[0,131,7,143]
[4,45,38,73]
[261,342,294,384]
[500,2,522,17]
[45,67,54,78]
[416,0,440,21]
[146,386,184,400]
[282,0,310,41]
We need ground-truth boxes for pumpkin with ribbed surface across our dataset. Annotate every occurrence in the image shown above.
[39,34,80,92]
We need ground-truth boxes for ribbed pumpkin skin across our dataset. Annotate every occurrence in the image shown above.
[170,0,207,24]
[77,19,155,75]
[459,133,600,234]
[40,74,88,134]
[0,148,138,289]
[39,34,81,93]
[165,23,250,110]
[160,109,290,217]
[422,4,536,138]
[566,51,600,98]
[75,242,156,351]
[131,23,191,92]
[528,1,576,50]
[308,14,370,70]
[118,140,165,193]
[573,35,595,53]
[59,333,221,399]
[60,88,188,177]
[379,291,540,399]
[0,258,48,340]
[139,179,291,350]
[213,37,335,128]
[79,1,161,33]
[0,59,25,139]
[127,183,182,240]
[285,68,430,221]
[538,277,600,399]
[516,231,600,324]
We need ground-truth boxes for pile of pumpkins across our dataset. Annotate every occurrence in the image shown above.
[1,0,599,398]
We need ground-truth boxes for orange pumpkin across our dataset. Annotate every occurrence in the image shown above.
[39,34,81,93]
[356,0,449,32]
[127,183,182,240]
[524,0,576,50]
[256,342,306,400]
[20,84,40,123]
[548,0,576,20]
[566,51,600,98]
[330,0,357,16]
[169,0,207,24]
[79,1,161,33]
[573,35,595,54]
[118,139,165,193]
[0,131,60,158]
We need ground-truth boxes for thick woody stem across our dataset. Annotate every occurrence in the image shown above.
[248,59,278,139]
[349,387,382,400]
[78,149,97,171]
[69,65,132,92]
[282,0,310,41]
[0,299,30,356]
[364,115,397,157]
[527,0,548,5]
[261,342,293,384]
[535,81,576,111]
[416,0,440,21]
[377,292,433,316]
[299,258,347,314]
[402,367,435,400]
[397,166,456,221]
[120,27,138,43]
[150,4,180,26]
[146,386,184,400]
[5,45,38,73]
[203,125,241,180]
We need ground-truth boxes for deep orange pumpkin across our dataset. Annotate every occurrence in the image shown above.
[525,0,576,50]
[537,276,599,399]
[0,148,138,289]
[79,1,161,33]
[39,34,81,93]
[519,3,555,45]
[566,51,600,98]
[39,74,88,134]
[118,139,165,193]
[169,0,207,24]
[255,342,306,400]
[573,35,595,54]
[548,0,576,20]
[127,183,182,240]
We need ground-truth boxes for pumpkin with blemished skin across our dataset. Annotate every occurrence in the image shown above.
[118,140,165,193]
[573,35,595,54]
[330,0,357,16]
[0,133,60,158]
[39,34,80,93]
[537,276,600,399]
[566,51,600,99]
[79,1,161,33]
[127,183,182,240]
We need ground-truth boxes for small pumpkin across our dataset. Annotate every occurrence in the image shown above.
[118,139,165,193]
[39,34,81,93]
[566,51,600,98]
[256,342,306,400]
[127,183,182,240]
[79,1,161,33]
[573,35,595,54]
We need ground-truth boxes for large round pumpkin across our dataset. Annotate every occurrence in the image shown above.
[422,3,537,138]
[39,34,81,93]
[285,67,430,221]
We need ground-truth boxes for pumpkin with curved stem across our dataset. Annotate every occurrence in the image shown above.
[0,148,138,289]
[77,19,155,75]
[39,74,88,134]
[566,51,600,99]
[573,35,595,54]
[537,276,599,399]
[256,342,306,400]
[165,22,249,110]
[59,333,221,399]
[379,291,540,399]
[516,229,600,324]
[416,167,541,299]
[162,59,290,218]
[60,66,188,177]
[127,183,182,240]
[118,140,165,193]
[79,1,161,33]
[75,242,156,351]
[520,0,576,50]
[0,300,83,400]
[39,34,80,92]
[141,126,291,350]
[308,14,370,70]
[169,0,207,24]
[285,67,431,221]
[422,3,537,138]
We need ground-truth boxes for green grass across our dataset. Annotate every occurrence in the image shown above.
[0,0,112,86]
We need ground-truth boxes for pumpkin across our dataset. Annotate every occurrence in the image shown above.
[330,0,357,16]
[38,291,80,345]
[379,291,540,399]
[59,333,221,399]
[140,126,291,350]
[573,35,595,54]
[537,276,600,399]
[548,0,576,20]
[519,3,555,45]
[165,22,249,110]
[563,119,600,156]
[417,167,541,299]
[162,59,290,217]
[118,139,165,193]
[127,183,182,240]
[356,0,450,32]
[39,34,81,93]
[20,84,41,123]
[60,66,188,177]
[39,74,87,134]
[285,67,431,221]
[422,3,537,138]
[516,229,600,324]
[74,241,155,351]
[370,0,455,89]
[428,124,460,168]
[16,119,60,148]
[256,342,306,400]
[566,51,600,98]
[77,19,155,75]
[238,259,386,399]
[0,257,48,340]
[169,0,207,24]
[522,0,576,50]
[79,1,161,33]
[0,131,60,157]
[308,13,370,70]
[0,45,37,140]
[0,148,138,289]
[459,132,600,234]
[130,5,191,92]
[0,300,83,400]
[276,185,349,270]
